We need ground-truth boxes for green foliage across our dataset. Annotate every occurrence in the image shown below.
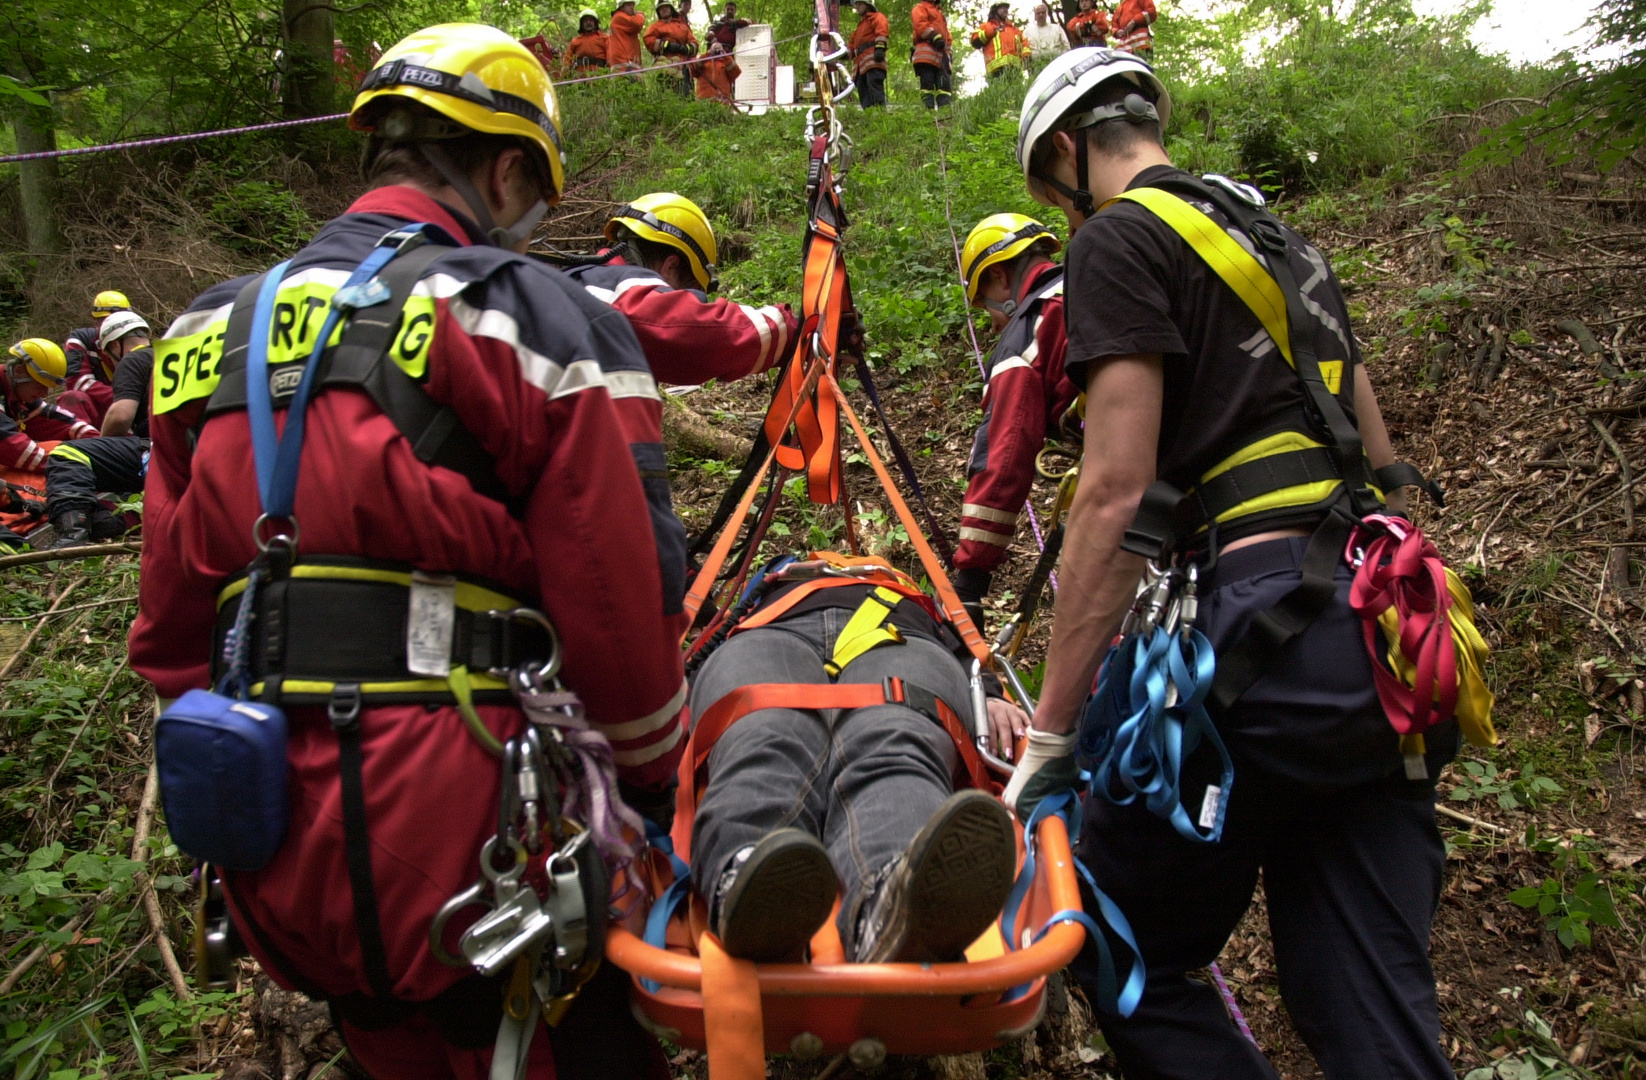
[208,181,318,257]
[1449,760,1563,811]
[1470,0,1646,173]
[1161,0,1548,194]
[1507,829,1622,950]
[1464,1009,1601,1079]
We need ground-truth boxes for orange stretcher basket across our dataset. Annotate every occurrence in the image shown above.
[605,810,1085,1076]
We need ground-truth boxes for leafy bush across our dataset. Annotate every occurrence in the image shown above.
[208,180,317,256]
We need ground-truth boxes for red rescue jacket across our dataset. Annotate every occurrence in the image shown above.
[957,263,1077,575]
[132,186,689,1006]
[850,11,890,74]
[645,16,698,59]
[694,53,741,102]
[609,9,648,66]
[1113,0,1155,51]
[910,1,951,67]
[0,372,98,470]
[1065,8,1109,45]
[568,30,610,68]
[564,254,796,387]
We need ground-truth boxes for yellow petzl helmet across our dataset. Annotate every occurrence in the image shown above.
[961,213,1060,305]
[91,290,131,320]
[7,339,67,388]
[350,23,567,203]
[607,193,721,292]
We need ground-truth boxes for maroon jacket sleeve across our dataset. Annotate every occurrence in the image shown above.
[956,297,1072,574]
[605,280,796,385]
[23,401,99,443]
[0,404,47,470]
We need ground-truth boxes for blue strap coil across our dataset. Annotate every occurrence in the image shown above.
[641,820,693,994]
[1081,625,1234,844]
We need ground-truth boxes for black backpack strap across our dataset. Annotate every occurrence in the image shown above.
[318,244,520,512]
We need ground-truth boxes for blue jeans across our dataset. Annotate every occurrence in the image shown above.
[688,609,965,941]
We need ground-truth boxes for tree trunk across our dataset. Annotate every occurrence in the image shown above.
[282,0,335,119]
[11,104,62,257]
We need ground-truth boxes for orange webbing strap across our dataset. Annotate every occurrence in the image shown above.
[699,933,764,1080]
[682,352,828,633]
[732,574,931,634]
[762,143,852,505]
[672,680,991,859]
[825,370,990,664]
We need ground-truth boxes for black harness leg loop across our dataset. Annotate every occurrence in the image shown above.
[329,683,395,1000]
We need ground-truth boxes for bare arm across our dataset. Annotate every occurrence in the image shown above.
[102,400,137,438]
[1033,354,1163,734]
[1352,364,1406,517]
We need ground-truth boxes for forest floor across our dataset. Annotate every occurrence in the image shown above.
[3,107,1646,1080]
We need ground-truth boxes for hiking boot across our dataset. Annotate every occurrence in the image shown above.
[49,511,91,549]
[849,790,1016,964]
[713,829,837,963]
[87,507,126,541]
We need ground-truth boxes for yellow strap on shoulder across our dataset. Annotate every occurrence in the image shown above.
[825,586,906,677]
[1107,187,1342,396]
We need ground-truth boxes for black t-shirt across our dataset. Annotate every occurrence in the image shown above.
[111,347,153,438]
[1063,165,1363,539]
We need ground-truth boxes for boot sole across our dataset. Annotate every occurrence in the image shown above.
[718,829,838,963]
[890,790,1017,963]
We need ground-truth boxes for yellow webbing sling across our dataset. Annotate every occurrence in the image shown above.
[825,586,909,676]
[1106,187,1342,396]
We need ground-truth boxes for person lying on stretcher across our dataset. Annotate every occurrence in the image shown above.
[687,551,1031,964]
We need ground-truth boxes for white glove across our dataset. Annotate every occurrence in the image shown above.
[1001,728,1079,824]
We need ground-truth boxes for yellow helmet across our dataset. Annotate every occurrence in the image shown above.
[961,213,1060,305]
[607,193,721,292]
[92,290,131,320]
[351,23,567,203]
[7,339,68,388]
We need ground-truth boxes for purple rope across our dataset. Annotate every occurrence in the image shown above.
[1209,962,1259,1046]
[0,113,350,164]
[516,683,646,886]
[929,107,1053,574]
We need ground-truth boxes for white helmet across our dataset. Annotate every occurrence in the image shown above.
[1017,47,1171,210]
[98,310,151,351]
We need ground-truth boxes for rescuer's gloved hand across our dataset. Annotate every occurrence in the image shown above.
[1001,728,1079,824]
[874,45,886,63]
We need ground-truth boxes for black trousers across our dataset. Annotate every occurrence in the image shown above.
[857,67,887,108]
[914,62,951,108]
[1069,538,1454,1080]
[44,435,148,517]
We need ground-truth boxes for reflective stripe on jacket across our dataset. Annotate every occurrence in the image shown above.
[850,11,890,74]
[1112,0,1154,51]
[911,1,950,67]
[971,20,1029,72]
[565,257,796,387]
[1066,9,1109,45]
[958,264,1077,573]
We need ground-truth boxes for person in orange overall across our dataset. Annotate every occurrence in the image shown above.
[850,0,889,108]
[694,40,741,103]
[970,2,1031,79]
[567,9,610,72]
[1065,0,1109,46]
[1112,0,1156,58]
[645,0,699,95]
[609,0,648,73]
[910,0,952,108]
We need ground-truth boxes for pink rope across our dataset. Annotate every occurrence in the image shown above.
[0,113,349,164]
[0,33,814,167]
[1208,962,1259,1046]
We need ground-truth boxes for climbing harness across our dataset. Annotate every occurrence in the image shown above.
[1079,174,1491,833]
[159,224,614,1079]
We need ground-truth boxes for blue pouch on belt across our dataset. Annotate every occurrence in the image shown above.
[157,689,288,870]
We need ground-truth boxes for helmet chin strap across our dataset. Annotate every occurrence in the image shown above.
[1039,133,1095,217]
[981,254,1039,318]
[419,143,548,249]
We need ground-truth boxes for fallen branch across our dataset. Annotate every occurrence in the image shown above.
[0,575,84,681]
[40,658,131,816]
[663,392,752,461]
[0,542,141,571]
[1436,803,1513,837]
[1593,418,1636,536]
[0,887,118,995]
[133,759,191,1001]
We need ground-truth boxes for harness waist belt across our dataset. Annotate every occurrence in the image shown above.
[211,560,550,705]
